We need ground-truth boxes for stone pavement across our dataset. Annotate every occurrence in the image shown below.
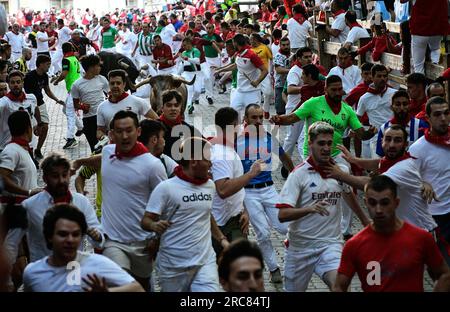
[38,79,434,292]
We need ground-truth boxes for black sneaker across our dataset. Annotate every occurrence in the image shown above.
[34,149,43,160]
[218,84,227,94]
[188,105,194,114]
[206,96,214,105]
[75,130,83,137]
[63,138,78,149]
[281,166,289,179]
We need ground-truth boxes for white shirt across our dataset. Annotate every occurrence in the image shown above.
[160,154,178,177]
[345,26,370,45]
[271,43,280,57]
[356,87,396,130]
[277,160,349,248]
[285,65,303,112]
[0,93,37,149]
[117,30,134,54]
[4,191,103,263]
[57,26,73,48]
[146,177,217,269]
[36,31,49,53]
[384,158,437,231]
[210,143,245,226]
[87,25,101,44]
[328,65,362,95]
[160,25,177,50]
[101,144,167,242]
[409,136,450,216]
[5,31,27,53]
[23,251,135,292]
[96,95,151,130]
[287,18,312,49]
[330,12,350,43]
[0,143,37,195]
[70,75,109,118]
[235,48,262,93]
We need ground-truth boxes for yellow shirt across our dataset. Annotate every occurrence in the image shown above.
[252,44,272,69]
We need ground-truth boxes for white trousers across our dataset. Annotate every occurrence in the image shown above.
[50,50,62,74]
[136,54,153,70]
[182,71,202,108]
[28,48,37,70]
[411,35,442,74]
[158,66,176,75]
[283,120,305,160]
[260,74,274,113]
[64,94,83,139]
[244,186,288,272]
[230,89,261,122]
[204,57,222,98]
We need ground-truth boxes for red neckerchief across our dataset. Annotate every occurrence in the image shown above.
[325,95,342,115]
[367,84,388,96]
[45,187,73,204]
[237,45,252,55]
[424,127,450,148]
[159,114,182,128]
[307,156,335,179]
[101,25,111,34]
[390,115,410,127]
[410,98,427,117]
[293,13,306,25]
[9,137,31,152]
[174,165,209,185]
[349,22,362,29]
[6,91,26,103]
[415,110,428,123]
[108,92,129,103]
[333,9,346,18]
[291,60,302,68]
[378,152,416,174]
[63,52,76,58]
[110,142,149,160]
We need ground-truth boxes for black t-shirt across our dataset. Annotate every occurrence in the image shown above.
[69,37,91,57]
[28,33,37,49]
[24,70,49,106]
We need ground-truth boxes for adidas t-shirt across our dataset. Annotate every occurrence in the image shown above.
[294,95,362,157]
[146,177,217,269]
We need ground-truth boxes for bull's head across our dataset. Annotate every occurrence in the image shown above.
[148,75,196,115]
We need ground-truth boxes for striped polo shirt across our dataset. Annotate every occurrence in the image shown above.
[137,31,153,56]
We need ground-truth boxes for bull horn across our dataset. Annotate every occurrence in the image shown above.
[173,74,196,86]
[118,61,129,69]
[132,76,153,90]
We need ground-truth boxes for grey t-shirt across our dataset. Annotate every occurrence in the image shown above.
[70,75,109,118]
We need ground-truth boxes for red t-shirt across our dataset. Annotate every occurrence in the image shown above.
[345,82,370,125]
[410,0,449,36]
[46,30,58,51]
[338,222,443,292]
[152,43,174,70]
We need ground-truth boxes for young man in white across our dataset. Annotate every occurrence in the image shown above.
[408,97,450,265]
[96,69,157,140]
[229,34,268,120]
[287,4,313,53]
[117,24,135,59]
[71,54,109,152]
[81,110,167,291]
[53,19,73,71]
[23,204,144,292]
[356,64,396,158]
[283,47,313,165]
[326,1,350,44]
[343,11,370,50]
[141,137,230,292]
[0,71,39,151]
[4,23,27,63]
[87,17,102,54]
[277,121,367,292]
[4,153,103,263]
[324,125,437,233]
[210,107,264,251]
[327,47,362,95]
[36,22,53,58]
[132,22,154,70]
[236,104,294,283]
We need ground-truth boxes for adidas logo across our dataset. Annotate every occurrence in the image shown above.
[182,193,213,202]
[309,182,317,187]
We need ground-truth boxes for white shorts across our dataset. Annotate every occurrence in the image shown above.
[230,89,261,119]
[284,242,342,292]
[38,104,49,124]
[103,238,152,278]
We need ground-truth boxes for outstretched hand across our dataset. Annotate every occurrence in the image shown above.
[82,274,109,292]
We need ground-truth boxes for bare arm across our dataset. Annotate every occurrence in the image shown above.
[216,62,237,73]
[287,85,302,95]
[109,281,145,292]
[72,155,102,174]
[336,144,379,171]
[332,273,352,292]
[53,70,68,85]
[323,163,370,190]
[343,191,370,226]
[274,65,290,75]
[278,201,331,222]
[210,215,230,249]
[144,108,158,120]
[0,168,40,196]
[75,174,88,195]
[44,85,63,104]
[140,211,171,235]
[269,112,301,125]
[354,126,377,141]
[279,153,295,172]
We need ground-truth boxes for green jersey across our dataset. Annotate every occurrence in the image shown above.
[231,56,237,89]
[202,34,223,58]
[182,48,201,71]
[294,95,362,157]
[101,27,118,49]
[62,56,81,92]
[137,31,153,56]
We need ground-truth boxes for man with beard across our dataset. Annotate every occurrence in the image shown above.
[323,125,438,233]
[333,175,449,292]
[235,104,294,284]
[273,36,291,116]
[23,204,143,292]
[409,97,450,265]
[277,122,368,292]
[356,64,396,158]
[3,153,103,266]
[376,90,428,157]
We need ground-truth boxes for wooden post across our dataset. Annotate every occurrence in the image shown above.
[446,54,450,105]
[316,23,332,70]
